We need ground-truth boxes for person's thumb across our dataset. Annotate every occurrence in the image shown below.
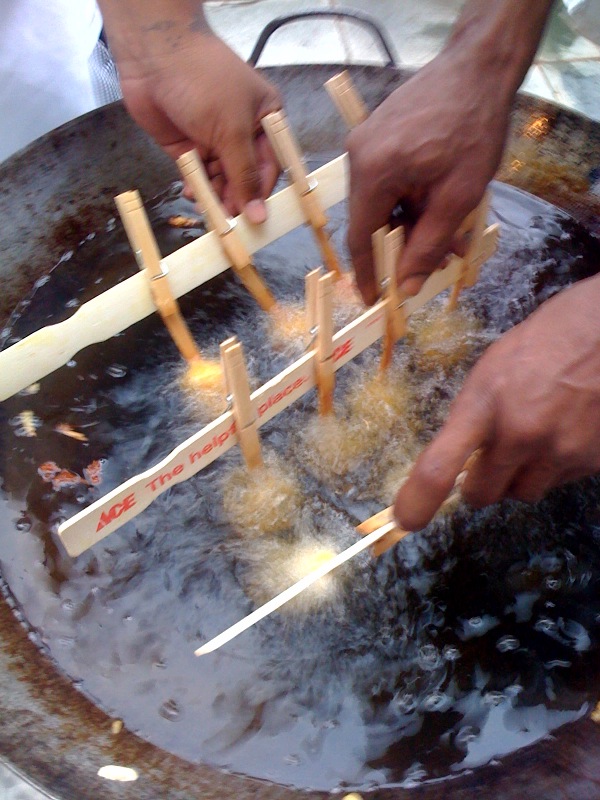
[221,132,266,224]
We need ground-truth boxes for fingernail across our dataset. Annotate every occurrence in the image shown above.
[244,199,267,225]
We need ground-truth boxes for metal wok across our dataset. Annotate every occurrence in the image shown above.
[1,34,600,800]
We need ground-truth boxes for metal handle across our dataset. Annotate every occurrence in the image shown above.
[248,8,399,68]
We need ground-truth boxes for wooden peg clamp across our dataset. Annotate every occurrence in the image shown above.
[177,151,276,313]
[324,70,368,129]
[372,226,407,371]
[448,191,499,311]
[316,271,335,415]
[358,451,481,557]
[220,337,263,470]
[261,110,342,279]
[115,190,202,365]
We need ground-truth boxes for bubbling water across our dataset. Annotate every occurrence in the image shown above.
[222,451,302,537]
[1,179,600,791]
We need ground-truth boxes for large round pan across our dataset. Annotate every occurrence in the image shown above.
[1,30,600,800]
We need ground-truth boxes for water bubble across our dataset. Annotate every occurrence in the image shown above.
[321,719,339,729]
[107,364,127,379]
[442,645,461,662]
[505,684,524,698]
[545,578,562,590]
[67,360,77,368]
[544,659,571,670]
[159,699,181,721]
[458,615,500,640]
[106,217,117,232]
[401,763,427,789]
[421,692,450,712]
[418,644,441,671]
[561,619,591,652]
[454,725,479,751]
[496,635,520,653]
[15,514,32,532]
[483,691,505,707]
[34,275,50,288]
[395,693,417,713]
[65,298,80,309]
[535,616,557,634]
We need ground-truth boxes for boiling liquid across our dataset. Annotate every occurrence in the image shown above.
[2,180,600,791]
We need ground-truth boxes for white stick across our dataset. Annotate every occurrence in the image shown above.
[194,520,398,656]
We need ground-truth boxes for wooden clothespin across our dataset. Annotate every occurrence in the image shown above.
[261,110,343,279]
[114,190,202,366]
[177,151,277,313]
[447,192,498,311]
[358,451,480,557]
[324,70,368,129]
[373,226,407,371]
[356,506,409,558]
[220,337,263,470]
[316,271,335,415]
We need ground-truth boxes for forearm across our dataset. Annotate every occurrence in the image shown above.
[442,0,554,107]
[97,0,212,69]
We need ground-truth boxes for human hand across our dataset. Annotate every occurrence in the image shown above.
[347,51,509,304]
[99,2,282,222]
[394,275,600,531]
[346,0,554,304]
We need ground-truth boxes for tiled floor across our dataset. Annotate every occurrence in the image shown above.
[3,1,600,798]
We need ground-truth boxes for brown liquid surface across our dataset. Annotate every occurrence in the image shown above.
[2,173,600,791]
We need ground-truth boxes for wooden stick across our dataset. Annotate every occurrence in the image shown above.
[57,230,497,556]
[379,227,407,371]
[220,339,263,470]
[262,110,343,279]
[448,192,492,311]
[195,518,399,656]
[316,271,335,415]
[114,191,202,365]
[0,154,348,402]
[324,70,368,128]
[177,150,276,312]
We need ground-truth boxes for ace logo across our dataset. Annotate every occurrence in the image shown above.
[96,493,136,532]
